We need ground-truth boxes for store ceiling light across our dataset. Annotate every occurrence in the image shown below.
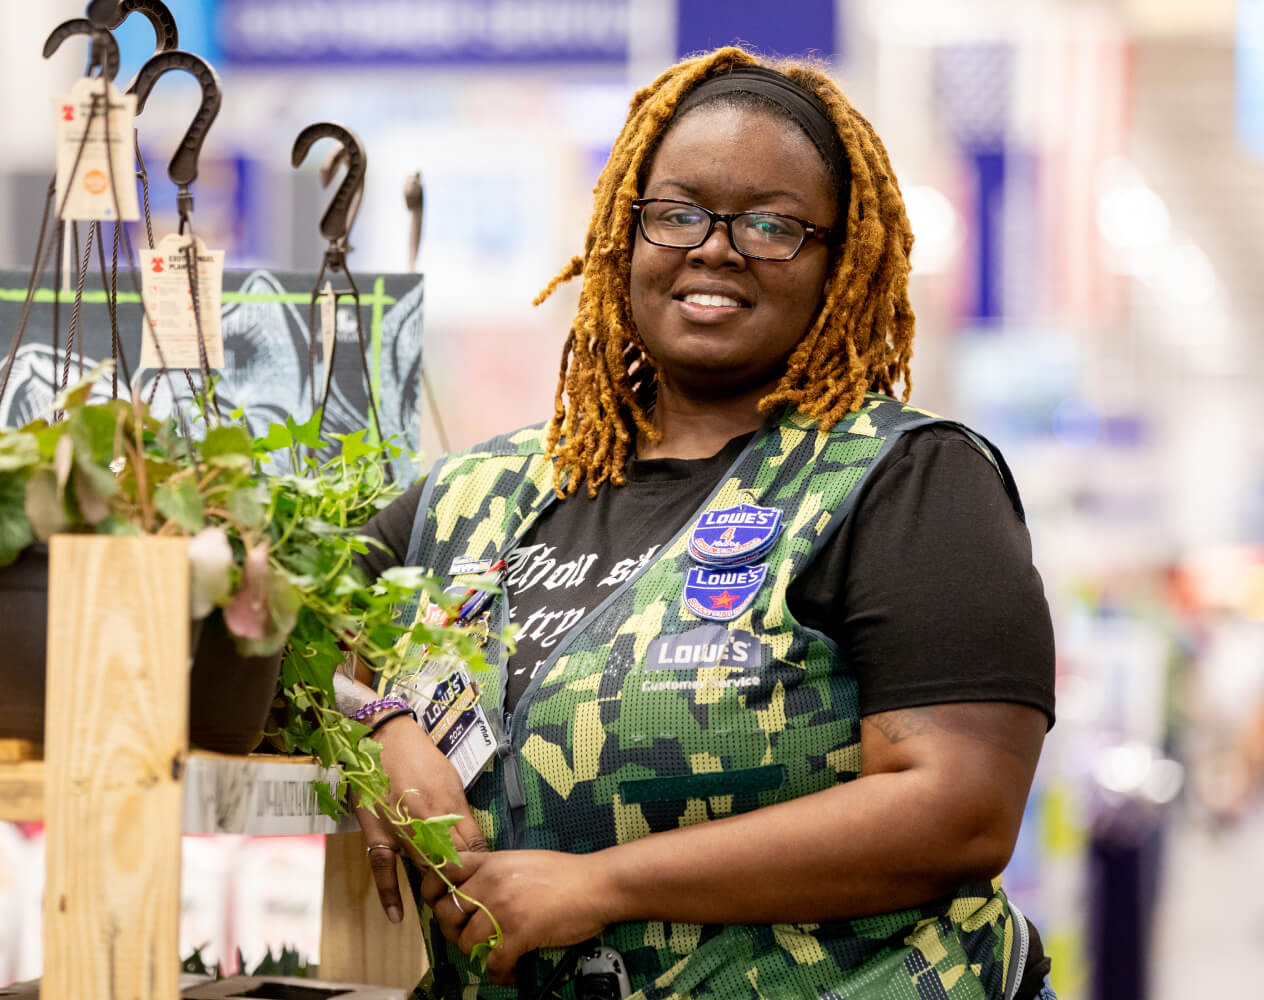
[1097,183,1171,250]
[905,184,962,274]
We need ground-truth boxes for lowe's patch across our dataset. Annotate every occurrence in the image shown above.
[645,625,759,671]
[688,502,783,567]
[682,564,768,622]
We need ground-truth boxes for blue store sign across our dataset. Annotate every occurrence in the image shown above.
[216,0,629,65]
[676,0,838,60]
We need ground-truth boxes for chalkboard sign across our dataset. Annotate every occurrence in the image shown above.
[0,268,425,483]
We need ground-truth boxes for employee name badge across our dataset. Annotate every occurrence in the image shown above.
[392,656,498,789]
[52,77,140,221]
[139,233,226,370]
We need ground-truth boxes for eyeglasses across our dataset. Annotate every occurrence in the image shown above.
[630,198,835,261]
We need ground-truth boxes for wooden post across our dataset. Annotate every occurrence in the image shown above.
[319,832,428,988]
[42,536,188,1000]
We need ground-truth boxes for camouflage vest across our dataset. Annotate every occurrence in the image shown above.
[396,396,1030,1000]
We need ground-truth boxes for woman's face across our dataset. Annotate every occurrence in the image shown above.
[630,104,838,398]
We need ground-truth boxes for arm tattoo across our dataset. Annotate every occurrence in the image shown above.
[863,704,1042,763]
[866,709,935,744]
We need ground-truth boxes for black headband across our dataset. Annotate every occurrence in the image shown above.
[673,66,851,209]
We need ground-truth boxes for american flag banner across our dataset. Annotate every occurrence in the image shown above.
[1026,7,1131,320]
[933,42,1015,321]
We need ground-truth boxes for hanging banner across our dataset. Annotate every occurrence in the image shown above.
[675,0,838,60]
[215,0,629,65]
[0,268,426,482]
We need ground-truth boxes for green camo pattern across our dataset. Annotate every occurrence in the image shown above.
[397,397,1022,1000]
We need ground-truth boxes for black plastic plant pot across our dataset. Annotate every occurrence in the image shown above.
[0,545,282,754]
[187,609,284,755]
[0,543,50,744]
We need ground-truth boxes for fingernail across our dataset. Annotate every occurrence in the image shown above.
[387,905,403,924]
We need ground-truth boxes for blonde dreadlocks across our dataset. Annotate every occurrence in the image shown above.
[536,47,916,498]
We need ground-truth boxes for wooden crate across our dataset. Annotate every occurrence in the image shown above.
[0,535,428,995]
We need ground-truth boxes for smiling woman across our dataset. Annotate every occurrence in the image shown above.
[342,46,1057,1000]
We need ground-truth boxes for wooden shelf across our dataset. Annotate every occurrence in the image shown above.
[0,752,355,834]
[0,759,43,823]
[3,537,425,994]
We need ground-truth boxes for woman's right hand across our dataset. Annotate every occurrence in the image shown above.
[353,714,489,924]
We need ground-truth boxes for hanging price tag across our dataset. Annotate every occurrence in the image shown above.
[139,233,226,370]
[319,280,336,399]
[52,77,140,222]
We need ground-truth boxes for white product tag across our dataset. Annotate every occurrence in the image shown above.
[319,281,336,403]
[52,77,139,222]
[391,657,498,789]
[139,233,226,370]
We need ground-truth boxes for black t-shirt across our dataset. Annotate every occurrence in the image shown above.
[358,425,1056,726]
[355,423,1056,998]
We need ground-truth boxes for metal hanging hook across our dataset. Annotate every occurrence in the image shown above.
[102,0,180,90]
[292,121,367,268]
[85,1,124,28]
[129,49,221,230]
[320,145,365,237]
[292,121,392,479]
[44,18,121,81]
[100,0,178,51]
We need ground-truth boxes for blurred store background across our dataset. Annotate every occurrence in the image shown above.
[2,0,1263,996]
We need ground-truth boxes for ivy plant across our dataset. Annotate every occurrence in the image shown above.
[0,364,503,961]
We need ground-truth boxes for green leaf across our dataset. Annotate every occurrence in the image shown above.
[407,813,463,867]
[331,429,377,465]
[24,468,68,540]
[32,421,65,460]
[286,410,326,450]
[202,425,252,461]
[469,942,491,968]
[226,484,267,530]
[50,360,112,412]
[205,452,251,474]
[0,432,38,472]
[72,465,111,525]
[95,515,141,536]
[0,473,35,567]
[67,405,118,465]
[314,781,346,819]
[154,480,204,533]
[257,422,293,453]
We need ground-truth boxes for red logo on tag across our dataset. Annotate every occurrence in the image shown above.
[150,258,164,274]
[61,105,74,122]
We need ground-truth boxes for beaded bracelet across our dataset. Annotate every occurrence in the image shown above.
[365,707,418,738]
[350,696,411,722]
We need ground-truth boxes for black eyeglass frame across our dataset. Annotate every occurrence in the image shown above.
[630,197,837,261]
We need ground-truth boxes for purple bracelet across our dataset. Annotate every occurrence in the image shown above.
[351,696,411,722]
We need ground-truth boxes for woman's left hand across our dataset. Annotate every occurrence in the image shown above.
[419,849,615,986]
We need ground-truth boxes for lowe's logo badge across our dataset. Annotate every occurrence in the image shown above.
[688,503,783,567]
[645,625,759,671]
[682,564,768,622]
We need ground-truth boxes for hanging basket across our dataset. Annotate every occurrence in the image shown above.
[0,544,282,754]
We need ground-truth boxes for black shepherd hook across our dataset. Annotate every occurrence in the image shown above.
[320,145,365,237]
[100,0,180,90]
[130,49,221,232]
[96,0,178,48]
[130,50,222,420]
[44,18,121,81]
[292,122,366,272]
[292,121,393,480]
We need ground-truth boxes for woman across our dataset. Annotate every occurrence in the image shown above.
[341,46,1057,1000]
